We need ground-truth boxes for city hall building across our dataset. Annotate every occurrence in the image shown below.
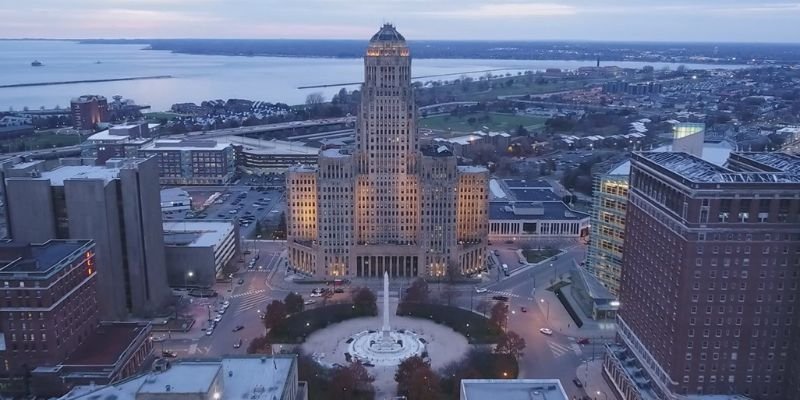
[285,25,489,279]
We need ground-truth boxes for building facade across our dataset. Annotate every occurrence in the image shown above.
[70,95,109,130]
[81,123,156,163]
[605,152,800,400]
[2,157,171,319]
[286,24,489,279]
[163,220,240,287]
[0,240,98,392]
[586,165,629,296]
[139,139,236,185]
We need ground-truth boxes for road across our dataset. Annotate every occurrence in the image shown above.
[157,239,610,399]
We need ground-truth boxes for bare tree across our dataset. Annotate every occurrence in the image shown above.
[305,92,326,105]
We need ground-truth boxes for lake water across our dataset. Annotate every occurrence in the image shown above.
[0,40,746,112]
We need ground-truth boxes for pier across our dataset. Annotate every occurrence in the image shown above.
[0,75,173,89]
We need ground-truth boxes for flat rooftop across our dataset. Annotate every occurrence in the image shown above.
[461,379,568,400]
[140,139,231,151]
[61,356,297,400]
[508,189,562,202]
[320,148,351,158]
[489,201,589,221]
[86,123,159,143]
[64,323,148,366]
[636,152,800,184]
[503,179,553,189]
[163,221,235,248]
[0,240,90,275]
[226,136,321,156]
[730,152,800,175]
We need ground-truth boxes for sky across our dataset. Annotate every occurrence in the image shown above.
[2,0,799,42]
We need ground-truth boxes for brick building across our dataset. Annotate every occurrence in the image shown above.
[70,95,109,130]
[604,152,800,399]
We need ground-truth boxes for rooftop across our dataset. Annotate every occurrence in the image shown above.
[636,152,800,184]
[489,201,589,221]
[86,123,159,143]
[163,221,235,248]
[224,136,320,156]
[729,152,800,175]
[320,148,351,158]
[503,179,553,189]
[140,139,231,152]
[508,189,562,202]
[461,379,568,400]
[370,23,405,43]
[63,323,148,366]
[61,356,297,400]
[160,187,191,204]
[0,240,91,276]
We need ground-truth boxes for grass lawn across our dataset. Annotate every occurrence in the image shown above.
[144,111,185,121]
[420,112,547,133]
[448,79,591,102]
[0,132,84,152]
[522,248,561,264]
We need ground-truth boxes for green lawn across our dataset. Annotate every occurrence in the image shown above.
[0,132,84,152]
[419,112,547,133]
[446,79,593,102]
[522,248,561,264]
[144,111,185,121]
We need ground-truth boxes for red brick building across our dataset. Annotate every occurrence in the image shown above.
[70,95,109,130]
[0,240,99,392]
[604,152,800,399]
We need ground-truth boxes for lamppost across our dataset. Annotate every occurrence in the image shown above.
[551,262,556,282]
[186,271,194,288]
[540,298,550,321]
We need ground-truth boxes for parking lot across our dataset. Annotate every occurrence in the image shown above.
[162,180,286,238]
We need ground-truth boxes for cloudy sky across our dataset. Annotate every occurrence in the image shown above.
[2,0,799,42]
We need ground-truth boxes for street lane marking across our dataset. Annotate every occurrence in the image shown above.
[547,341,572,357]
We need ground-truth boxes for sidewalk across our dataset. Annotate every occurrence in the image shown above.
[535,283,615,339]
[576,360,614,400]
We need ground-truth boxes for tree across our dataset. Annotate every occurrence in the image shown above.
[395,356,436,398]
[263,300,287,332]
[494,331,526,359]
[305,92,326,105]
[284,292,304,314]
[446,261,462,283]
[246,336,272,354]
[406,366,441,400]
[488,302,508,333]
[352,287,377,315]
[403,278,429,304]
[330,362,375,400]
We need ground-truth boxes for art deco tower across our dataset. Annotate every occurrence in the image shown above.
[286,24,488,279]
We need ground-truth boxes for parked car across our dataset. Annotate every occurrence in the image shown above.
[206,328,214,336]
[572,378,583,388]
[161,350,177,358]
[213,315,222,323]
[238,278,245,284]
[520,306,527,312]
[304,300,316,305]
[334,288,345,294]
[577,337,590,345]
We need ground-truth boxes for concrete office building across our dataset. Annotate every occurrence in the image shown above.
[605,152,800,400]
[139,139,236,185]
[81,123,157,163]
[286,24,489,279]
[163,220,239,288]
[2,157,171,319]
[61,355,306,400]
[70,95,109,130]
[0,240,98,392]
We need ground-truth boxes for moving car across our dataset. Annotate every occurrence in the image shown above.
[572,378,583,388]
[161,350,177,358]
[233,339,242,349]
[475,287,488,294]
[539,328,553,336]
[232,325,244,332]
[577,337,590,345]
[492,295,509,302]
[238,278,245,284]
[304,300,316,305]
[520,306,527,312]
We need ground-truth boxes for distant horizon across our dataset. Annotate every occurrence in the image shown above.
[2,37,800,45]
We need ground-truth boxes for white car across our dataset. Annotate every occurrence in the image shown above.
[214,315,222,322]
[304,300,316,305]
[309,292,322,298]
[206,328,213,336]
[222,301,230,307]
[539,328,553,336]
[475,287,488,294]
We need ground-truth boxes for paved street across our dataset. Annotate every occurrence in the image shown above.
[156,239,614,399]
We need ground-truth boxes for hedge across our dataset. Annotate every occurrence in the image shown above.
[396,302,502,343]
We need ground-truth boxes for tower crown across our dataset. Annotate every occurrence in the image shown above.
[367,24,409,57]
[369,23,405,43]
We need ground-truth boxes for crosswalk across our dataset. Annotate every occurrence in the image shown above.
[488,290,520,298]
[233,290,270,316]
[545,338,585,358]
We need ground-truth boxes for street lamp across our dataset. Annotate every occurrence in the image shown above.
[540,298,550,321]
[186,271,194,288]
[597,391,608,400]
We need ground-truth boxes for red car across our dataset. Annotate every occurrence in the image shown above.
[577,338,590,345]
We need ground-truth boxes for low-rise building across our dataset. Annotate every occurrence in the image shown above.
[82,122,158,163]
[460,379,568,400]
[488,200,590,240]
[60,356,307,400]
[139,139,236,185]
[163,220,239,287]
[225,136,320,171]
